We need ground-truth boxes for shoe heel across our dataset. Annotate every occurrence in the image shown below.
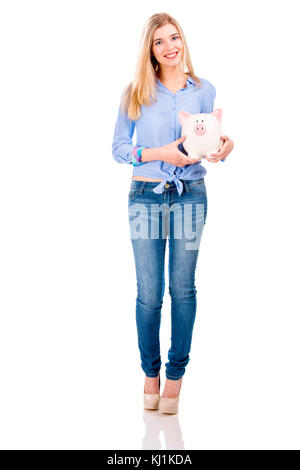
[144,393,160,410]
[159,377,182,414]
[143,374,160,410]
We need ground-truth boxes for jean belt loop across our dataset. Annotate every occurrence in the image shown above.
[139,181,147,195]
[183,180,189,193]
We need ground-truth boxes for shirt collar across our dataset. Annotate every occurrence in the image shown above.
[157,74,195,91]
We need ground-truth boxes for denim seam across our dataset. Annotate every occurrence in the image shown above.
[156,229,165,374]
[138,181,147,195]
[166,374,184,379]
[131,179,204,192]
[188,181,203,189]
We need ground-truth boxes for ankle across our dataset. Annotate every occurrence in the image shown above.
[144,374,160,394]
[162,378,182,398]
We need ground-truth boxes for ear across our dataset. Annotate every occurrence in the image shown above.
[210,108,223,123]
[178,110,192,126]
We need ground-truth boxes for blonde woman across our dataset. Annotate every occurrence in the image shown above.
[112,12,234,414]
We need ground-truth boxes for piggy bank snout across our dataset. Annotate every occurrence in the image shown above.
[193,123,206,136]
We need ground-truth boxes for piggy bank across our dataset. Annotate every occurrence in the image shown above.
[178,109,223,160]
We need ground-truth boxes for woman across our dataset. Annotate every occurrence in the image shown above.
[112,12,234,414]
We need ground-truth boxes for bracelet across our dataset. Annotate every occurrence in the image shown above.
[132,146,146,166]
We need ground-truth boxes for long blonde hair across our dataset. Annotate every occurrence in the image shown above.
[121,12,202,121]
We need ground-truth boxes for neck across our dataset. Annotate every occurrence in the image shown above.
[157,65,187,83]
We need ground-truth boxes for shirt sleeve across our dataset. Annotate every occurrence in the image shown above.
[112,104,147,166]
[201,82,216,113]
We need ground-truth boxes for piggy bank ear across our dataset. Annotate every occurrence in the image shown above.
[178,110,192,126]
[211,108,223,123]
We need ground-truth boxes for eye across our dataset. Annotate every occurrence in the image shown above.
[154,35,179,46]
[201,120,204,123]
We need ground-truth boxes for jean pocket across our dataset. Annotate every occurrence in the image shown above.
[188,180,207,195]
[128,189,139,202]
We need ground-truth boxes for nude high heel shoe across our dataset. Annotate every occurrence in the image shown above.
[143,374,160,410]
[159,378,183,414]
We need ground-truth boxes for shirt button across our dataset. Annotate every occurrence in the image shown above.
[165,183,170,188]
[171,107,175,110]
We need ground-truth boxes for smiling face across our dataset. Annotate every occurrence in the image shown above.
[152,23,183,69]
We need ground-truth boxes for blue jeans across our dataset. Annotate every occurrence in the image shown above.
[128,178,207,380]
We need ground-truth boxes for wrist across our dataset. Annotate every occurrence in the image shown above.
[148,146,165,162]
[141,146,165,162]
[155,146,165,162]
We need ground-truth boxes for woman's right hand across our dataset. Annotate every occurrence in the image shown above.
[159,135,201,167]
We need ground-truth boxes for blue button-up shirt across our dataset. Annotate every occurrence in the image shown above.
[112,75,216,196]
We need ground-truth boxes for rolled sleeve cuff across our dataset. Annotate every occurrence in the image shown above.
[132,146,147,166]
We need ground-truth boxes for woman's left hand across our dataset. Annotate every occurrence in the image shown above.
[204,135,234,162]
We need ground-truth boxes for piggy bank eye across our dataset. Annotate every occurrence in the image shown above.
[201,120,204,123]
[196,120,198,123]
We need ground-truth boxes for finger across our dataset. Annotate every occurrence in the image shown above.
[177,161,188,166]
[177,149,198,162]
[209,153,222,158]
[205,154,221,161]
[178,148,189,157]
[210,155,225,162]
[211,144,229,159]
[185,157,201,165]
[176,135,186,143]
[191,157,202,164]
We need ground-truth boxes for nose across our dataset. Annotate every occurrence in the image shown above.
[165,39,179,52]
[194,123,206,136]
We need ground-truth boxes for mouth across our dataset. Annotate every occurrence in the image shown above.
[164,51,179,59]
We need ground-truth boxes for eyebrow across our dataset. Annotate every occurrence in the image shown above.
[153,33,179,43]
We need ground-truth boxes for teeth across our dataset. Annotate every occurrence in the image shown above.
[165,52,177,57]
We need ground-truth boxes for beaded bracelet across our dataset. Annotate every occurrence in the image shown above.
[132,145,146,166]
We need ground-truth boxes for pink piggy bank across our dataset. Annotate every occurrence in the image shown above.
[178,109,224,161]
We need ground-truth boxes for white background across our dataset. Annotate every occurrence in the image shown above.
[0,0,300,450]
